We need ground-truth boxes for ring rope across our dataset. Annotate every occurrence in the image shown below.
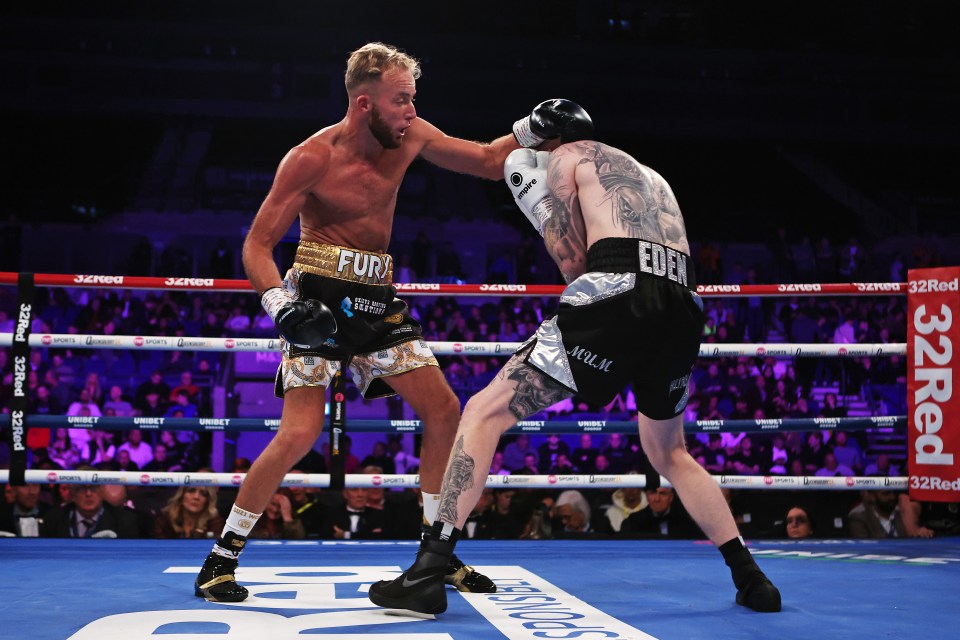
[0,469,908,491]
[1,414,906,435]
[0,332,907,357]
[0,271,907,297]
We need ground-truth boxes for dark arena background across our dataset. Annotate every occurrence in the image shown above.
[1,2,959,639]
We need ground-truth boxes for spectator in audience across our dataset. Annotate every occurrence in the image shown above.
[537,433,570,473]
[729,436,762,475]
[48,428,86,469]
[324,435,360,474]
[43,370,73,412]
[700,434,727,474]
[848,490,906,538]
[603,433,642,474]
[83,372,104,406]
[898,495,960,538]
[156,430,185,467]
[89,430,117,467]
[363,472,420,540]
[517,452,540,475]
[766,435,789,475]
[103,385,134,417]
[820,393,847,418]
[593,454,612,474]
[864,453,901,477]
[223,306,252,333]
[787,397,813,420]
[783,505,815,539]
[99,483,154,538]
[0,484,50,537]
[830,431,863,475]
[462,488,495,539]
[489,451,509,476]
[386,437,419,475]
[601,480,648,533]
[802,432,828,474]
[249,489,306,540]
[322,487,384,540]
[29,385,63,417]
[117,430,153,469]
[283,470,325,538]
[154,486,224,539]
[360,441,396,474]
[169,371,200,403]
[546,452,576,474]
[138,392,166,418]
[142,443,181,472]
[622,487,701,539]
[41,476,140,538]
[475,489,525,539]
[135,370,171,414]
[815,451,855,477]
[164,390,199,418]
[114,448,139,472]
[50,351,80,389]
[570,433,599,473]
[502,434,538,473]
[552,490,594,536]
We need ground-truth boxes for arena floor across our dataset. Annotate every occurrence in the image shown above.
[2,537,958,640]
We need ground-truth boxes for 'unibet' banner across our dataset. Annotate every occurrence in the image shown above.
[907,267,960,501]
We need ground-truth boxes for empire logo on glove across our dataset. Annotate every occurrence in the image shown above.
[511,173,539,201]
[504,149,554,236]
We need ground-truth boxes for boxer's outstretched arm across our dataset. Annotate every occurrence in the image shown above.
[417,117,519,181]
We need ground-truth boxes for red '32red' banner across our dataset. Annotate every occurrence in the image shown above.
[908,267,960,501]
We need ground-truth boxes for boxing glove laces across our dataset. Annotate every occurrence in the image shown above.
[513,99,594,148]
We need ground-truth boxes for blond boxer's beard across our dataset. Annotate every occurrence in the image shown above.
[369,106,400,149]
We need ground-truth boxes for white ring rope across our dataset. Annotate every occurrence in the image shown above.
[0,469,907,491]
[0,332,907,357]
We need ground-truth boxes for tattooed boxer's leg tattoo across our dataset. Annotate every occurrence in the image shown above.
[437,436,475,524]
[505,360,570,420]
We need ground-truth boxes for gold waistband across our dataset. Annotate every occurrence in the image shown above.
[293,242,393,285]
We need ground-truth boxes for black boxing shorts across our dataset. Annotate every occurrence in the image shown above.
[275,242,437,399]
[519,237,704,419]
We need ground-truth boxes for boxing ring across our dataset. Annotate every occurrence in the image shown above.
[2,271,959,640]
[2,537,958,639]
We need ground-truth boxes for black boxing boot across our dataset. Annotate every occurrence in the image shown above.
[368,523,457,617]
[446,553,497,594]
[720,537,781,613]
[194,532,249,602]
[418,521,496,593]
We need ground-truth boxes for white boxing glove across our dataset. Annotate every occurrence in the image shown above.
[504,148,553,235]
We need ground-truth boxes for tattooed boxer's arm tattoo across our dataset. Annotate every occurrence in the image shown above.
[543,149,588,282]
[437,436,475,525]
[500,356,571,420]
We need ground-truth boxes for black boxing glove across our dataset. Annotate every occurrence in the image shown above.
[261,287,337,350]
[513,99,594,147]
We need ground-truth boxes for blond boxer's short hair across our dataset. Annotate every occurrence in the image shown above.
[345,42,421,93]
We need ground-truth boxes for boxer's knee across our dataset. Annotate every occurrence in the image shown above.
[422,386,461,429]
[644,441,690,477]
[268,427,320,465]
[462,391,515,438]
